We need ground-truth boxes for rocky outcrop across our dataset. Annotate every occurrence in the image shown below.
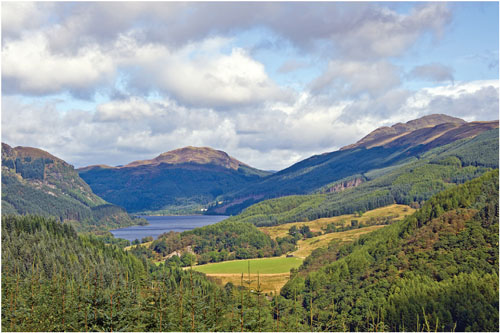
[325,177,364,193]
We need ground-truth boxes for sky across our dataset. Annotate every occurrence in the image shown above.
[2,1,499,171]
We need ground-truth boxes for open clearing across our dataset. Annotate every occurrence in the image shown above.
[191,257,303,274]
[191,257,303,293]
[259,204,414,240]
[291,224,386,258]
[153,204,415,290]
[206,273,291,294]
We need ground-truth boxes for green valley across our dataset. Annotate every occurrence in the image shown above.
[3,170,497,331]
[2,114,498,332]
[3,2,499,331]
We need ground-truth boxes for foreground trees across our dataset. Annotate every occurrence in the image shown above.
[2,170,498,331]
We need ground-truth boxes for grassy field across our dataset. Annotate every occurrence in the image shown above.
[191,257,303,293]
[191,225,389,291]
[291,224,386,258]
[191,257,303,274]
[259,204,414,240]
[187,205,414,291]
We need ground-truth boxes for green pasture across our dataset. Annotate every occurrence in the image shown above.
[191,256,303,274]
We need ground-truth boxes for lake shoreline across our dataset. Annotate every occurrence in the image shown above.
[110,215,229,242]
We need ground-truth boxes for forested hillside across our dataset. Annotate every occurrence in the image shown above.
[1,143,139,232]
[78,146,271,214]
[131,220,293,264]
[275,170,499,331]
[227,129,498,226]
[208,117,498,215]
[1,214,279,332]
[3,171,497,331]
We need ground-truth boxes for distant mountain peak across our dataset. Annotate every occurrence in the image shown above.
[125,146,246,170]
[341,114,467,150]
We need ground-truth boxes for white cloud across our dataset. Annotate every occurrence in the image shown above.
[404,80,499,121]
[2,33,115,96]
[332,3,452,59]
[3,2,452,60]
[94,97,155,122]
[310,60,401,97]
[162,48,287,107]
[2,31,288,107]
[115,36,290,108]
[1,2,53,38]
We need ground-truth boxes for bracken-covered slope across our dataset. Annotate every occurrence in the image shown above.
[341,113,466,150]
[1,143,137,232]
[78,146,271,214]
[209,115,498,215]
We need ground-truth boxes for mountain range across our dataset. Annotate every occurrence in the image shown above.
[2,113,498,226]
[75,114,498,216]
[78,146,271,214]
[2,113,498,332]
[208,114,498,214]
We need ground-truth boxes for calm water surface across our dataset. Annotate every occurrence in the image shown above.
[110,215,228,242]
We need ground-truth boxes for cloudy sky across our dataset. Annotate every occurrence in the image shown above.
[2,2,499,170]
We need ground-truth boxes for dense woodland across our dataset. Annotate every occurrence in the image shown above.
[277,170,499,331]
[131,220,297,264]
[78,162,270,214]
[2,171,498,331]
[1,214,282,331]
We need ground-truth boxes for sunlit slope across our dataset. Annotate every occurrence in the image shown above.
[209,118,497,215]
[79,146,271,214]
[226,129,498,226]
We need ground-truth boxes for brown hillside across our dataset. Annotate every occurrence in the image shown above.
[341,114,498,151]
[341,114,465,150]
[125,146,246,170]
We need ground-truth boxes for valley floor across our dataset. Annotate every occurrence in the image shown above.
[189,204,415,292]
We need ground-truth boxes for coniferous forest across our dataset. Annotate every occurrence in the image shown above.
[2,170,498,331]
